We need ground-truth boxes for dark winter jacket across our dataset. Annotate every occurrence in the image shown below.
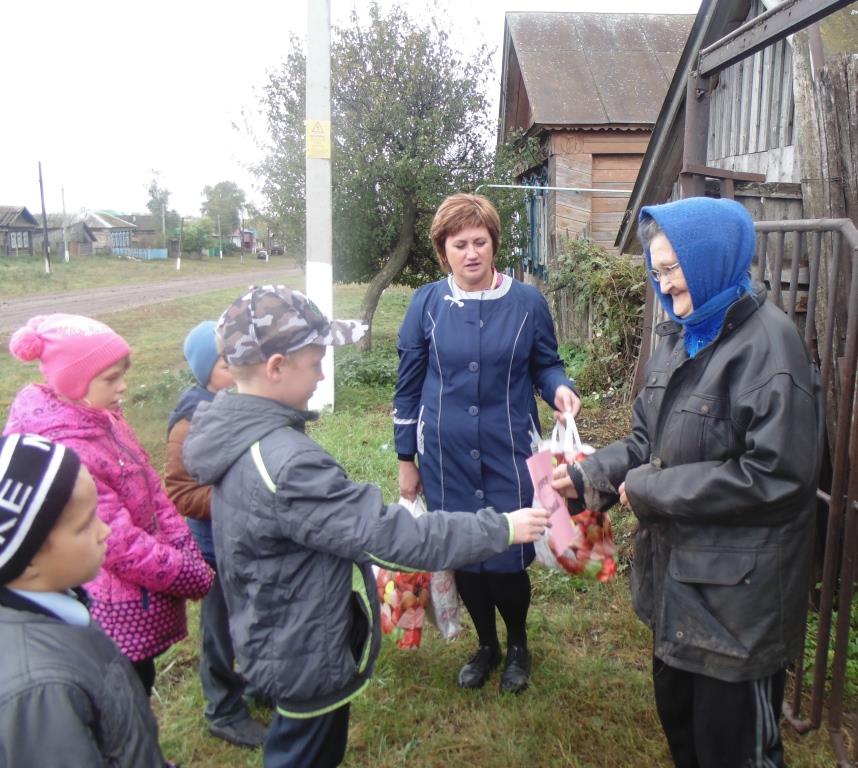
[183,392,518,717]
[0,589,165,767]
[576,285,822,682]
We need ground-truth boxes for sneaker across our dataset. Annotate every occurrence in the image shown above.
[500,645,530,694]
[208,717,267,749]
[457,645,501,689]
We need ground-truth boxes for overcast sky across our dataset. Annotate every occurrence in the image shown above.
[1,0,700,218]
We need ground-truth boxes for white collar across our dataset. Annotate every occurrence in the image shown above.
[9,588,91,626]
[446,273,513,302]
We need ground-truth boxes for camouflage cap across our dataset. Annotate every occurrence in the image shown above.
[217,285,367,365]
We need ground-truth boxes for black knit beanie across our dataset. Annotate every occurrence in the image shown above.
[0,434,81,585]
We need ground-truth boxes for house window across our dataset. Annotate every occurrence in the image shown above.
[111,230,130,248]
[9,231,29,249]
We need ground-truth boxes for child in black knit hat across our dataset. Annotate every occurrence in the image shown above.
[0,433,169,767]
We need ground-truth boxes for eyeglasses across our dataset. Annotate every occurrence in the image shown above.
[649,262,682,282]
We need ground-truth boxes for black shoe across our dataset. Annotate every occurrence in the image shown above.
[500,645,530,694]
[457,645,501,689]
[208,717,267,749]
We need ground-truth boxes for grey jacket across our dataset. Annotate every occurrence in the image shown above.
[0,590,164,768]
[183,392,515,716]
[577,286,821,682]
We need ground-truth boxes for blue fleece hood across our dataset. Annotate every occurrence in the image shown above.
[640,197,755,356]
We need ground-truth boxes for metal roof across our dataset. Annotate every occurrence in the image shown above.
[0,206,39,228]
[505,11,694,130]
[82,211,136,230]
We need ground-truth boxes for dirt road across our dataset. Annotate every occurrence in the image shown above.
[0,267,302,334]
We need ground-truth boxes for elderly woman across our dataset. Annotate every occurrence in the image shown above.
[553,197,821,767]
[394,193,580,694]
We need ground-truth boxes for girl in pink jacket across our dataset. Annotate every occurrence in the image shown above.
[5,314,213,696]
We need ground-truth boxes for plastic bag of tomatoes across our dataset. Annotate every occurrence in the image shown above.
[536,414,618,582]
[375,568,431,649]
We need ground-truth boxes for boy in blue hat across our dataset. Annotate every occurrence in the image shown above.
[166,320,267,749]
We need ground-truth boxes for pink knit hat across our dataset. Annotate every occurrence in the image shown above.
[9,314,131,400]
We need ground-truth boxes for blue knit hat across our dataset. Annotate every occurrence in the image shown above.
[183,321,221,386]
[640,197,755,356]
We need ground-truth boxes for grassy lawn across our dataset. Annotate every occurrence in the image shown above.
[0,250,286,299]
[0,280,837,767]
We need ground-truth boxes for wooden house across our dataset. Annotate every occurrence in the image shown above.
[120,213,163,248]
[498,11,694,276]
[614,0,857,373]
[0,206,39,257]
[82,211,136,253]
[31,214,96,258]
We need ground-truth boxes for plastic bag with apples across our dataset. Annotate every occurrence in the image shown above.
[375,567,431,649]
[532,413,617,582]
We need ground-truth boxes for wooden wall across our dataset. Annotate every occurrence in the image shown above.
[706,0,798,181]
[547,129,649,254]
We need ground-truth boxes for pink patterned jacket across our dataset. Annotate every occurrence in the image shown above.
[4,384,213,661]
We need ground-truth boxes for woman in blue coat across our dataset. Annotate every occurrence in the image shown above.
[394,193,580,693]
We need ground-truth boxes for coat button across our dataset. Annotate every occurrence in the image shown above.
[470,449,480,460]
[475,489,484,500]
[468,361,479,372]
[468,405,479,416]
[650,376,657,384]
[676,630,684,639]
[701,403,710,414]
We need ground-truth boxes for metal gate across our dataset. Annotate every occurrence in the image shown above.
[754,218,858,767]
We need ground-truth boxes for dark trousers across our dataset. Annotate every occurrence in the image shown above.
[454,570,531,648]
[199,566,250,725]
[652,657,787,768]
[132,657,156,697]
[263,704,350,768]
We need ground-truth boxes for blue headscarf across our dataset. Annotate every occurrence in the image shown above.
[640,197,755,357]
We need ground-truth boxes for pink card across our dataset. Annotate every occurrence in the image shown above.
[526,451,577,556]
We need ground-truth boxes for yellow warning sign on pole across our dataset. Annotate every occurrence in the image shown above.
[305,119,331,159]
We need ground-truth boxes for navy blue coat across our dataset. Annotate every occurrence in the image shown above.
[394,275,573,572]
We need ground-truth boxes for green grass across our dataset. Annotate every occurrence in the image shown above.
[0,250,287,298]
[0,281,838,767]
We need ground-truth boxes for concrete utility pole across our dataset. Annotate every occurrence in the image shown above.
[305,0,335,410]
[217,214,223,259]
[38,162,51,275]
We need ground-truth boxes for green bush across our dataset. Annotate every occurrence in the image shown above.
[335,340,399,390]
[549,238,646,396]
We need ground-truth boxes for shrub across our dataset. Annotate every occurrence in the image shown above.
[548,238,646,396]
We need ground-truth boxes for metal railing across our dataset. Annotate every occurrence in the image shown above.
[754,219,858,768]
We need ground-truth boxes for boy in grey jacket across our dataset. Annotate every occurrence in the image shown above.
[0,433,167,768]
[183,285,550,768]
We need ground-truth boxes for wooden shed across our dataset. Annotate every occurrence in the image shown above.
[498,11,694,273]
[31,215,97,259]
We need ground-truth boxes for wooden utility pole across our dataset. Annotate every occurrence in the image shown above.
[306,0,334,409]
[38,162,51,274]
[61,186,69,263]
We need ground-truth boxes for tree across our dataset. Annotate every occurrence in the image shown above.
[180,218,214,253]
[256,2,506,349]
[201,181,246,235]
[145,172,179,239]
